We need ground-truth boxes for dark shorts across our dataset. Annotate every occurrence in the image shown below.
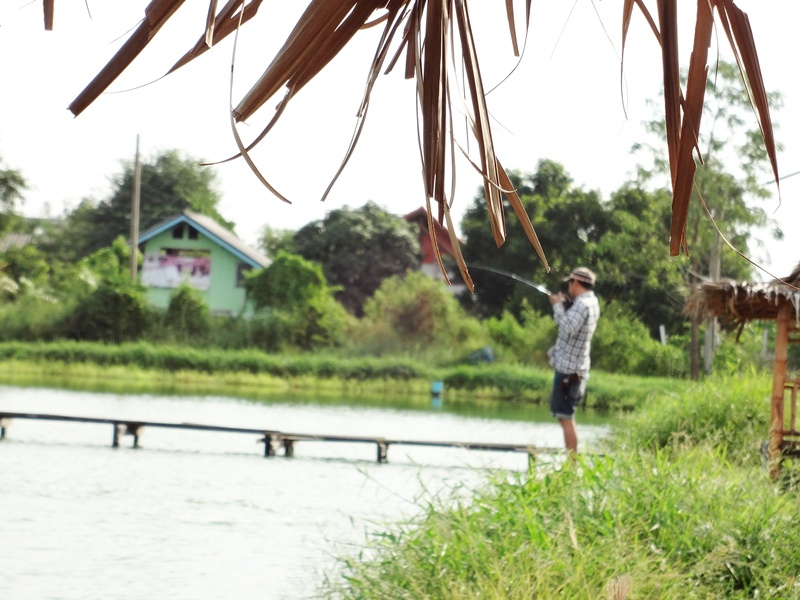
[550,371,587,420]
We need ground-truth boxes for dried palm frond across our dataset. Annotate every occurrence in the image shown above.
[43,0,54,30]
[623,0,780,256]
[62,0,779,284]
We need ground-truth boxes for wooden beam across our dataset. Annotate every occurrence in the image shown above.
[769,301,792,478]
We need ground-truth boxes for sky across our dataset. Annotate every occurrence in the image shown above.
[0,0,798,280]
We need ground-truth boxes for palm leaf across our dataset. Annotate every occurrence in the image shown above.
[62,0,780,282]
[43,0,54,30]
[69,0,187,117]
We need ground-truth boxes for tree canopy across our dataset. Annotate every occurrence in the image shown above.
[292,202,420,316]
[633,60,783,282]
[461,160,610,318]
[0,156,27,235]
[461,159,688,336]
[42,150,233,261]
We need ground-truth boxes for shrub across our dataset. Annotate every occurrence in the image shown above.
[592,302,688,377]
[245,253,350,351]
[484,303,554,365]
[0,295,74,341]
[164,284,210,338]
[357,271,487,358]
[63,279,152,343]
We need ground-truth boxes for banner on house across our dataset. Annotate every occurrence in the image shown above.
[142,250,211,291]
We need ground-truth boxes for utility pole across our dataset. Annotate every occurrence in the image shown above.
[130,135,142,282]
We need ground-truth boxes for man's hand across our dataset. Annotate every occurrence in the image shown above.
[549,292,564,306]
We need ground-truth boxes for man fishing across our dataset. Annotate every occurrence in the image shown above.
[547,267,600,454]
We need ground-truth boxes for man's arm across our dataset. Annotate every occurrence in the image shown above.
[553,299,587,335]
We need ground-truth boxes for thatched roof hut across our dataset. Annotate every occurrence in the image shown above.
[691,263,799,477]
[690,264,800,327]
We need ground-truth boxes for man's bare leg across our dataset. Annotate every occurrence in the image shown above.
[559,418,578,454]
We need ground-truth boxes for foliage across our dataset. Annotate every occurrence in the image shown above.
[258,224,296,258]
[356,270,486,357]
[0,155,26,235]
[245,252,350,350]
[330,375,796,599]
[0,244,51,292]
[0,341,688,410]
[164,284,210,338]
[333,448,799,599]
[620,374,770,466]
[40,150,233,261]
[0,296,74,341]
[483,304,554,366]
[461,160,693,338]
[632,60,783,281]
[245,251,329,311]
[292,201,420,316]
[591,303,688,378]
[0,243,90,303]
[461,160,609,319]
[588,184,688,336]
[62,279,152,343]
[78,235,137,282]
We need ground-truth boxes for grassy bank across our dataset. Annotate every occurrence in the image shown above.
[327,374,800,598]
[0,341,688,410]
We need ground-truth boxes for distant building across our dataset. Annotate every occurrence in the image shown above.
[403,207,467,294]
[136,210,270,316]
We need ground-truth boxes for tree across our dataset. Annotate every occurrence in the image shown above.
[244,252,349,349]
[633,61,784,375]
[633,61,783,278]
[360,271,486,354]
[292,202,420,316]
[258,225,296,258]
[0,156,26,235]
[587,184,687,336]
[461,160,610,318]
[42,150,233,260]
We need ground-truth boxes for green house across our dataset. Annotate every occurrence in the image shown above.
[136,210,270,316]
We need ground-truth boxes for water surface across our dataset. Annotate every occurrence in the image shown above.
[0,385,610,599]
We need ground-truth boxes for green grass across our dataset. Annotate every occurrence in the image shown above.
[326,373,800,599]
[0,341,688,410]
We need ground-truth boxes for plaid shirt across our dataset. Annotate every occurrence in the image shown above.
[549,291,600,376]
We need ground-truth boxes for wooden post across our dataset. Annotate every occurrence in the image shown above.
[0,418,8,439]
[768,302,791,478]
[112,423,121,447]
[377,441,388,463]
[262,434,275,457]
[126,424,141,448]
[282,438,294,457]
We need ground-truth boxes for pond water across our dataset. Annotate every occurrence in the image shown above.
[0,385,611,599]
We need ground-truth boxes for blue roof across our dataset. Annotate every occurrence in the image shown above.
[136,210,271,269]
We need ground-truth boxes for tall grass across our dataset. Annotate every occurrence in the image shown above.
[0,341,688,410]
[327,374,800,599]
[619,373,771,466]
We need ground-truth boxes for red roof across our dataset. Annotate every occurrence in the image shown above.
[403,207,457,265]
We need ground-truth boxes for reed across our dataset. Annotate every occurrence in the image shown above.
[328,374,800,598]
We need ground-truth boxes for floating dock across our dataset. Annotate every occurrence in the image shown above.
[0,411,564,463]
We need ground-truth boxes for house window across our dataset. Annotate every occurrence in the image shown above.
[188,226,199,240]
[236,263,252,287]
[172,224,184,239]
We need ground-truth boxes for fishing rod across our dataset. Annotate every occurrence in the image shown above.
[469,264,552,296]
[471,264,574,309]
